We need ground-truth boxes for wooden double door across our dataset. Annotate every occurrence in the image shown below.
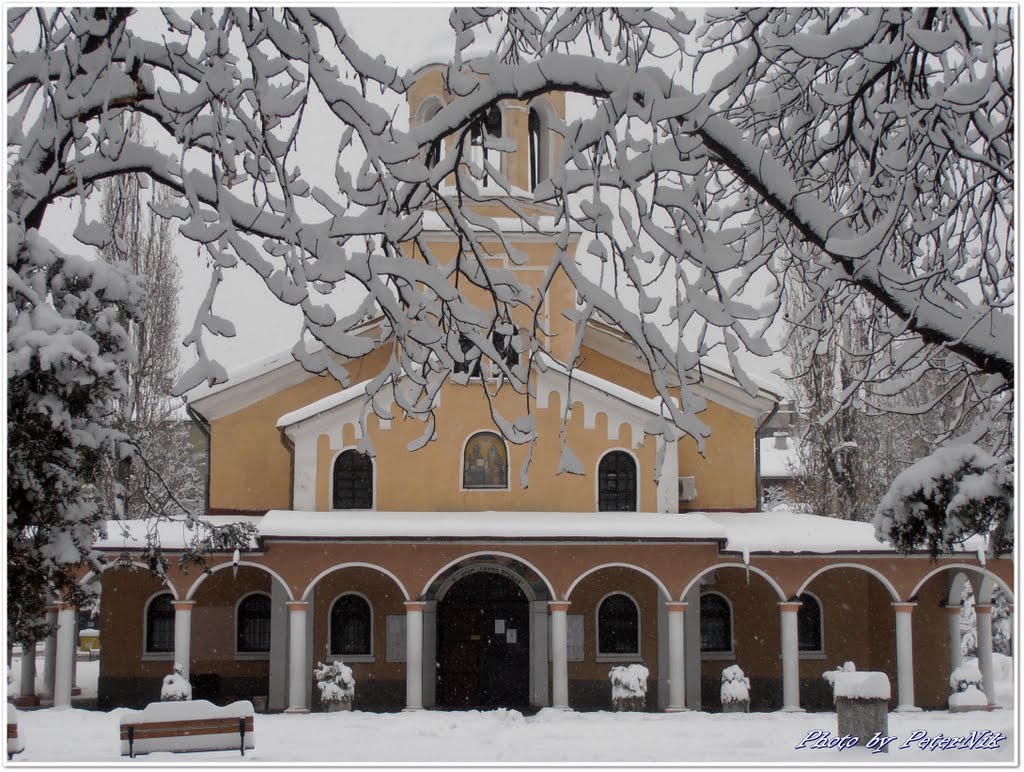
[436,571,530,709]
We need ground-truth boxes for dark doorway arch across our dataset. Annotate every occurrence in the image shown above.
[436,570,530,709]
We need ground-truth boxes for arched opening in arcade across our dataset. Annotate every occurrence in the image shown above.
[425,554,552,710]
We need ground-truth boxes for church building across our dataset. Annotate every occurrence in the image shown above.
[37,64,1011,716]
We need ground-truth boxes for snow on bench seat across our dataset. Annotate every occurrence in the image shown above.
[119,700,254,758]
[7,703,24,760]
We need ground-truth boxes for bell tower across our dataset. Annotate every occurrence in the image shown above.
[406,64,578,364]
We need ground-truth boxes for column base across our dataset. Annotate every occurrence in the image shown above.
[894,704,922,713]
[402,707,425,712]
[665,705,690,713]
[780,706,805,713]
[284,708,310,714]
[549,705,571,711]
[14,695,40,708]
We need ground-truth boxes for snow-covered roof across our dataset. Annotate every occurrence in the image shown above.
[759,435,800,479]
[94,509,987,556]
[186,317,386,406]
[277,378,373,429]
[706,510,986,555]
[258,509,726,541]
[93,516,263,552]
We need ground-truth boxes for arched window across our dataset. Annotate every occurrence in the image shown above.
[597,593,640,656]
[528,107,548,191]
[469,105,502,188]
[145,593,175,654]
[420,99,443,170]
[236,593,272,653]
[700,592,732,653]
[330,594,372,657]
[333,450,373,509]
[798,593,824,652]
[598,451,637,511]
[463,432,508,489]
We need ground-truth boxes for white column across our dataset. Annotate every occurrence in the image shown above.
[52,604,77,709]
[172,600,195,680]
[946,605,963,675]
[549,601,570,710]
[684,585,701,710]
[893,602,920,711]
[268,581,289,711]
[286,601,310,713]
[41,605,58,700]
[422,601,437,708]
[666,602,688,712]
[404,602,425,711]
[975,603,996,708]
[779,601,802,712]
[18,641,37,702]
[529,600,549,707]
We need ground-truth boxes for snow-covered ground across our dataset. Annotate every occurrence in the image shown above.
[6,653,1016,764]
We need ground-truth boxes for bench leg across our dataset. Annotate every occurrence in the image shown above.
[128,725,135,759]
[239,717,246,757]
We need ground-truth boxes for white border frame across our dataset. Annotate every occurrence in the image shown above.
[594,591,643,662]
[328,591,375,663]
[698,591,735,660]
[459,431,510,491]
[141,590,176,660]
[329,447,377,511]
[595,447,640,512]
[234,591,272,661]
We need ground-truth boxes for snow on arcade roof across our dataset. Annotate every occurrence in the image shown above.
[704,510,986,555]
[93,515,263,552]
[93,510,987,556]
[258,510,728,541]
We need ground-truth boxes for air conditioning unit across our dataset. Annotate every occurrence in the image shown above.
[678,476,697,502]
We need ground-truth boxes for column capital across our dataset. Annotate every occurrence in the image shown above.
[945,604,965,615]
[172,600,196,611]
[892,602,917,613]
[404,601,427,612]
[548,601,571,613]
[973,604,993,615]
[55,602,77,612]
[778,601,802,612]
[665,602,688,612]
[286,600,309,611]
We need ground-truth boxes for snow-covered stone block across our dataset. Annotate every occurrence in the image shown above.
[833,671,890,750]
[119,700,255,757]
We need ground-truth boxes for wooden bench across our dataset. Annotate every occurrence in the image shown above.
[7,703,24,761]
[119,700,254,758]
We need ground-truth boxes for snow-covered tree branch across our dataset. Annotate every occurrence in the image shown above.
[7,4,1014,630]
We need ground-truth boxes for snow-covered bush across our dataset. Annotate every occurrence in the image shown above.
[314,661,355,709]
[948,663,987,711]
[949,663,983,695]
[874,445,1012,558]
[160,663,192,702]
[822,661,856,690]
[720,665,750,711]
[609,664,648,711]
